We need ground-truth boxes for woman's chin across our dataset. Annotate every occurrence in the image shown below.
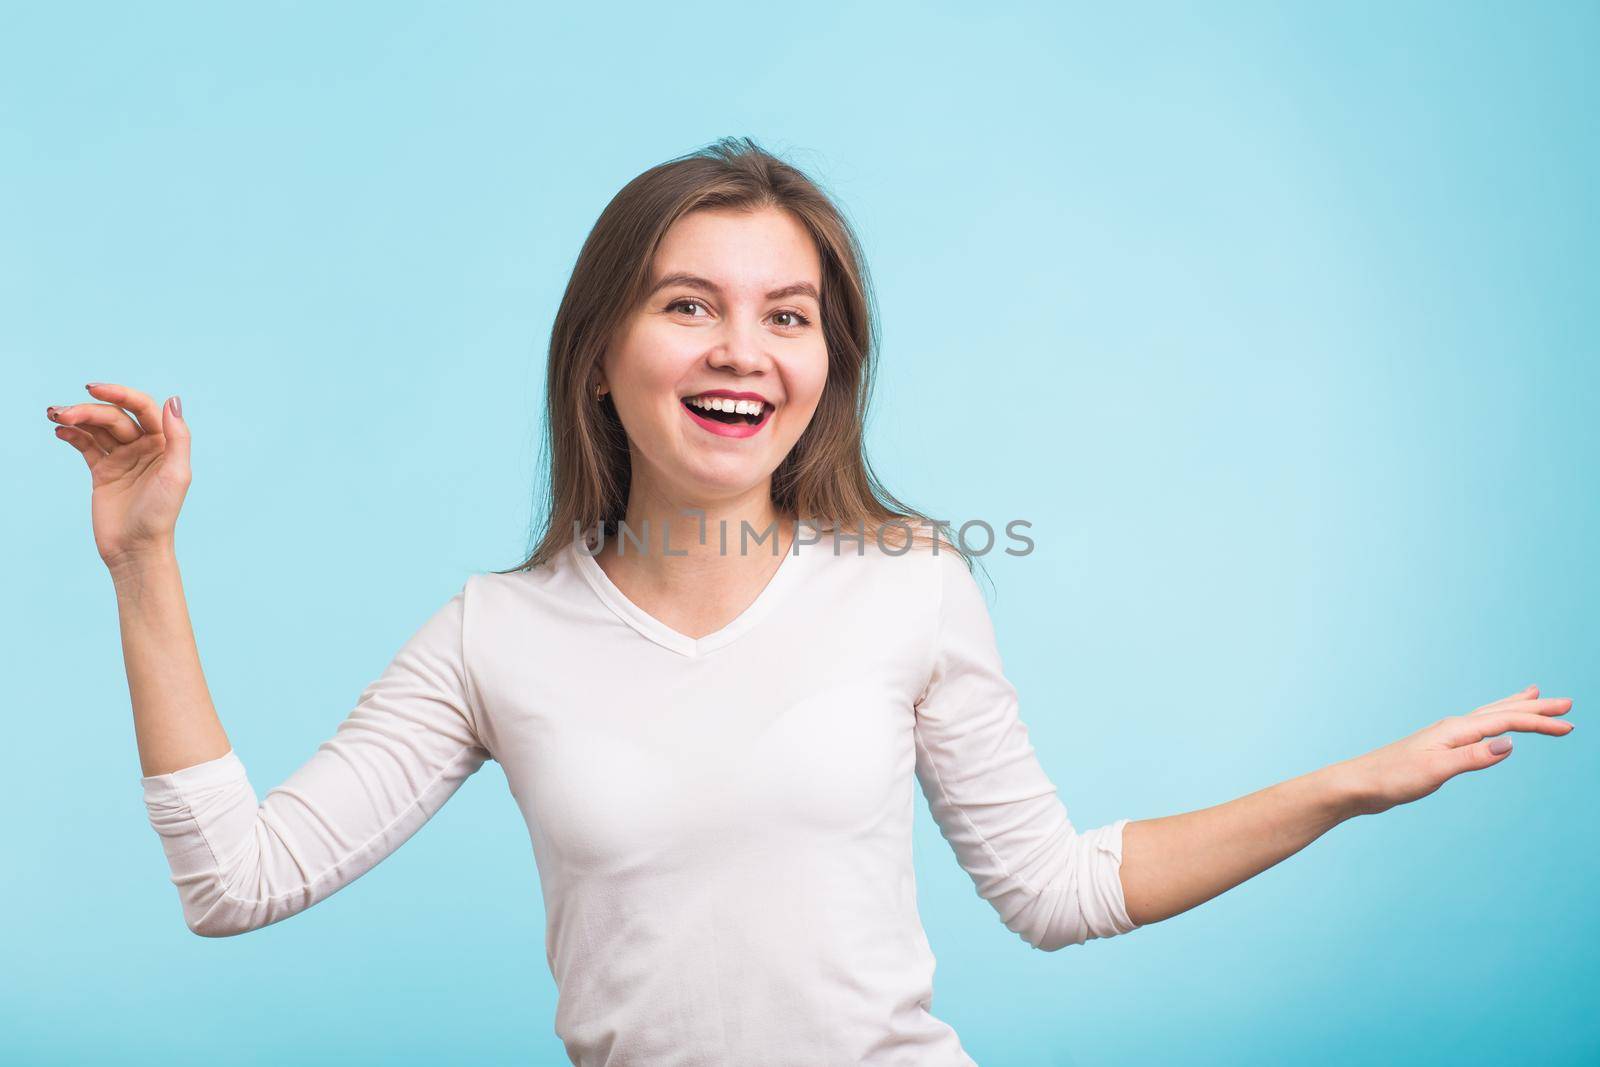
[673,456,779,502]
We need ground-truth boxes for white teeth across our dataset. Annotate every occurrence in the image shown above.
[687,395,766,416]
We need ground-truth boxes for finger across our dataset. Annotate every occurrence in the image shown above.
[1447,736,1515,776]
[46,406,122,454]
[161,395,190,474]
[1470,685,1539,714]
[84,381,166,437]
[1441,708,1575,747]
[1479,696,1574,718]
[46,401,144,444]
[53,425,103,470]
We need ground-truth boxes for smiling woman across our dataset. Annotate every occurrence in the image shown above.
[51,135,1576,1067]
[522,139,948,579]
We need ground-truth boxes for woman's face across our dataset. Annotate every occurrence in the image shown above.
[600,205,829,509]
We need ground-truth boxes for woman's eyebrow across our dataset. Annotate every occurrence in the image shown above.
[649,271,820,303]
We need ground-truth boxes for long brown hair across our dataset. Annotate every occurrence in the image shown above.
[501,136,962,573]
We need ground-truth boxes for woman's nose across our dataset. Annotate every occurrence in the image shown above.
[705,322,769,375]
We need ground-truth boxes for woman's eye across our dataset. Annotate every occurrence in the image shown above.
[665,299,809,329]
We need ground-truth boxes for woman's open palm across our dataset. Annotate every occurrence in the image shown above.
[47,383,190,569]
[1349,685,1576,816]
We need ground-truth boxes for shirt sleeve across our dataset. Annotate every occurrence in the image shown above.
[138,580,493,937]
[912,550,1140,950]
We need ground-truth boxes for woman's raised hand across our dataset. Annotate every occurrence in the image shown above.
[47,383,191,572]
[1345,685,1576,816]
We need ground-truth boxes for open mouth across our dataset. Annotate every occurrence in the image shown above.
[681,395,770,427]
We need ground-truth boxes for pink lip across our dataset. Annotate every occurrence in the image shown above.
[681,396,773,439]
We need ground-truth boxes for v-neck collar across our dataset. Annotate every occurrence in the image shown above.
[569,524,813,659]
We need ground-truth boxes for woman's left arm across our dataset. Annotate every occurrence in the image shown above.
[1118,685,1575,927]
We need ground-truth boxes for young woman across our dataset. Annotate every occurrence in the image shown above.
[50,137,1574,1065]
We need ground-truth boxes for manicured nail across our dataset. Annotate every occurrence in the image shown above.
[169,395,182,418]
[1488,738,1512,755]
[46,406,58,421]
[85,382,103,391]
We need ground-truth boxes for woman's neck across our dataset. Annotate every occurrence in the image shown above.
[595,480,796,639]
[610,481,785,564]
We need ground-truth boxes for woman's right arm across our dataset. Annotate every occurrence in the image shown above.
[50,384,227,777]
[51,383,494,937]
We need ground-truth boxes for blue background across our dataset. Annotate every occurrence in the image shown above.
[6,2,1595,1064]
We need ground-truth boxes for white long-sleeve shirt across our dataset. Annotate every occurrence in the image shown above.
[139,530,1140,1065]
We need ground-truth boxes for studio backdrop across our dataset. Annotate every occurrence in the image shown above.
[6,2,1596,1065]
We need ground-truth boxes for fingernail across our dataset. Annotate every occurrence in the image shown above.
[170,395,182,418]
[1489,738,1512,755]
[46,406,58,421]
[85,382,103,390]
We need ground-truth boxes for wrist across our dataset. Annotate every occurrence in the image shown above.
[105,540,178,586]
[1312,757,1377,822]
